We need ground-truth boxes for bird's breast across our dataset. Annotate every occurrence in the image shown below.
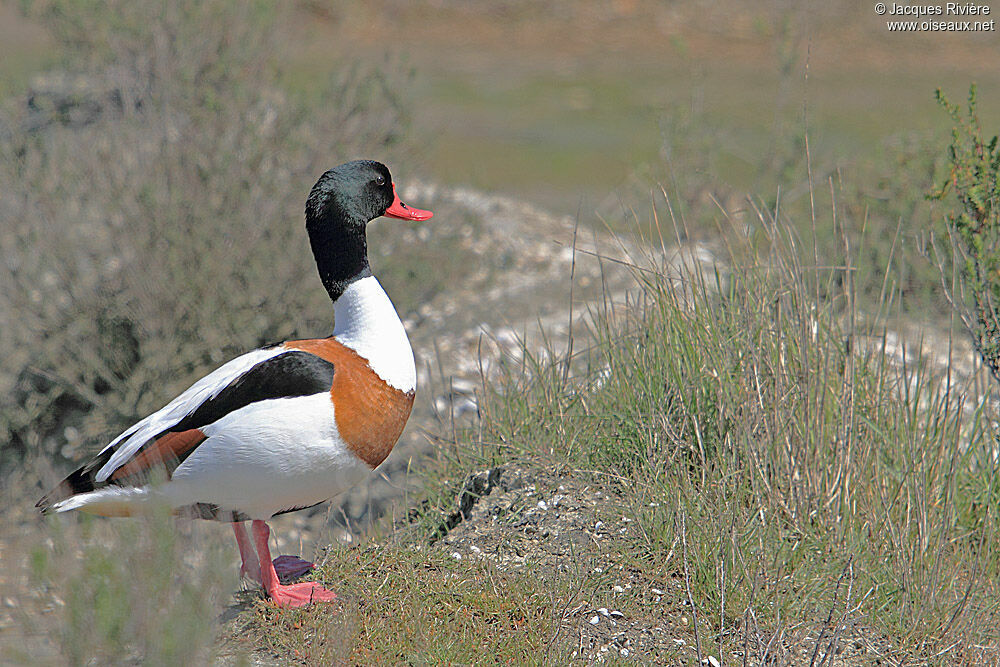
[284,338,414,468]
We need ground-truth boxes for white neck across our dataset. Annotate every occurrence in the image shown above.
[333,276,415,392]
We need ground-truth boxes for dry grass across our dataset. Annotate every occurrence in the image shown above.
[1,484,233,665]
[234,544,573,664]
[425,189,1000,662]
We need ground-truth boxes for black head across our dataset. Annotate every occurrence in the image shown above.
[306,160,396,231]
[304,160,432,302]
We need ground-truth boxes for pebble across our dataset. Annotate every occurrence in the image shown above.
[613,585,625,593]
[703,657,721,667]
[451,552,462,560]
[589,616,600,625]
[537,500,548,510]
[449,377,477,394]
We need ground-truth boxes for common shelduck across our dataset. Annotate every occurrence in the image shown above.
[37,160,432,608]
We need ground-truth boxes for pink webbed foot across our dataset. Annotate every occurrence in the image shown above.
[267,581,338,608]
[272,555,315,583]
[251,520,337,608]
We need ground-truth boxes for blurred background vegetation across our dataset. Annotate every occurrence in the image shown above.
[0,0,411,472]
[2,0,1000,662]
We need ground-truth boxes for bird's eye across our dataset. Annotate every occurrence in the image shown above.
[375,175,386,186]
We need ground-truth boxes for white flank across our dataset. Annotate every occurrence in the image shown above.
[333,275,416,392]
[63,394,371,520]
[165,393,371,519]
[95,346,290,482]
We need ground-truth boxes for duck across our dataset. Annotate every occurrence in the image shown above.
[36,160,432,608]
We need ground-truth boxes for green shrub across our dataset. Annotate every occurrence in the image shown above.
[930,84,1000,379]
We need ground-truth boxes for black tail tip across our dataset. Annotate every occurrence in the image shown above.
[36,495,54,514]
[36,483,70,514]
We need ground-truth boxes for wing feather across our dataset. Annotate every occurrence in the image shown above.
[95,346,290,481]
[37,345,339,512]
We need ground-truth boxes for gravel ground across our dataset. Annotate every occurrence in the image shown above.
[415,462,902,665]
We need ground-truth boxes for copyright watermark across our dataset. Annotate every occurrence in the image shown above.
[875,2,996,31]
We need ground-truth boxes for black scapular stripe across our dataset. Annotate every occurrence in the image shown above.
[169,350,335,433]
[36,350,336,512]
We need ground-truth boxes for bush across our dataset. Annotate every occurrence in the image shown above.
[0,0,408,475]
[930,84,1000,380]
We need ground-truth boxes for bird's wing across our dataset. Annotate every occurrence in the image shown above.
[37,345,337,508]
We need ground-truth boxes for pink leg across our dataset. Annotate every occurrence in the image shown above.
[233,522,262,583]
[251,520,337,608]
[233,521,313,583]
